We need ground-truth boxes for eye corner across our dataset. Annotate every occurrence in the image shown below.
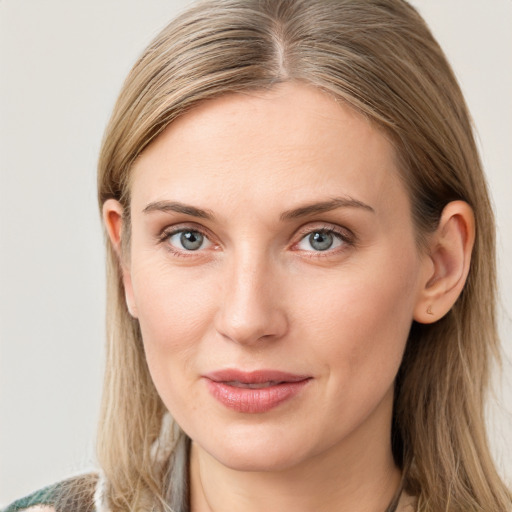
[157,224,217,257]
[291,223,356,257]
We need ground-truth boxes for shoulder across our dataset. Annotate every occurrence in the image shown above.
[19,508,54,512]
[397,490,417,512]
[1,483,59,512]
[1,474,98,512]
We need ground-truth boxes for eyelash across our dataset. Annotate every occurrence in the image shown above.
[158,224,216,258]
[157,223,355,258]
[292,225,355,257]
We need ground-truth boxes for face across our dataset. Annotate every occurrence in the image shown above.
[117,83,428,472]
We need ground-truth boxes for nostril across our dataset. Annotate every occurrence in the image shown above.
[214,307,288,346]
[214,259,288,344]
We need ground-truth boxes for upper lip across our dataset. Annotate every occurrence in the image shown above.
[204,369,311,384]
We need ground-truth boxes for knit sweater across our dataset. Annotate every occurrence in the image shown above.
[2,475,97,512]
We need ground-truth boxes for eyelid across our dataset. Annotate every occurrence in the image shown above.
[291,223,355,253]
[158,221,213,239]
[169,230,213,250]
[156,221,355,257]
[158,223,218,254]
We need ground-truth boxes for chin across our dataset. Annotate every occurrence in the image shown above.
[195,426,314,473]
[213,447,304,473]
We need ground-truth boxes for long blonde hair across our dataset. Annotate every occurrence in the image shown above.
[95,0,511,510]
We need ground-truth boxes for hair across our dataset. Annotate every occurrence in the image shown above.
[93,0,511,510]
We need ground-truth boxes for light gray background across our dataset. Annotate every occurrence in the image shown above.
[1,0,511,504]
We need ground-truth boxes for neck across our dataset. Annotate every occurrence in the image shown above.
[189,388,402,512]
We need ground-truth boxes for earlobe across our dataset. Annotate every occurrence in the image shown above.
[102,199,138,318]
[414,201,475,324]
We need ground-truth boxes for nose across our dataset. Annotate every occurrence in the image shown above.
[214,251,288,346]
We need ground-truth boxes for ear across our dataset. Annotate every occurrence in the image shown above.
[102,199,138,318]
[414,201,475,324]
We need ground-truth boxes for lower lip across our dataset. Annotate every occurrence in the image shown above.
[205,379,310,413]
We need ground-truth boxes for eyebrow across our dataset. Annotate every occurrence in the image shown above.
[280,197,375,221]
[143,201,214,220]
[142,196,374,221]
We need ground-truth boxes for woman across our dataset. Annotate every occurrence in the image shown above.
[4,0,511,511]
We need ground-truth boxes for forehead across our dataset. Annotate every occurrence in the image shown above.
[130,82,408,220]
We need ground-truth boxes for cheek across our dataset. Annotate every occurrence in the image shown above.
[128,257,218,387]
[132,257,212,329]
[295,249,419,393]
[130,263,222,428]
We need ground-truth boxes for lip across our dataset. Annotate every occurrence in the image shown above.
[203,369,311,414]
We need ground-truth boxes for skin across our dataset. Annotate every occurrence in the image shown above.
[104,82,474,512]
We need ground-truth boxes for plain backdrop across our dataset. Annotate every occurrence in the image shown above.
[0,0,511,504]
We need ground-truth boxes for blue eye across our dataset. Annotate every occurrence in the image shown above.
[297,230,345,252]
[168,230,211,251]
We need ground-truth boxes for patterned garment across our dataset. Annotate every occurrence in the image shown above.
[2,475,97,512]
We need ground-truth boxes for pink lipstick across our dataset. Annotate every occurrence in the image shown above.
[204,370,311,413]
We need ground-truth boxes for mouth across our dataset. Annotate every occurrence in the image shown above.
[203,369,312,413]
[223,380,284,389]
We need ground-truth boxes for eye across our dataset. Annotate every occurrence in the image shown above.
[167,229,212,251]
[296,229,346,252]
